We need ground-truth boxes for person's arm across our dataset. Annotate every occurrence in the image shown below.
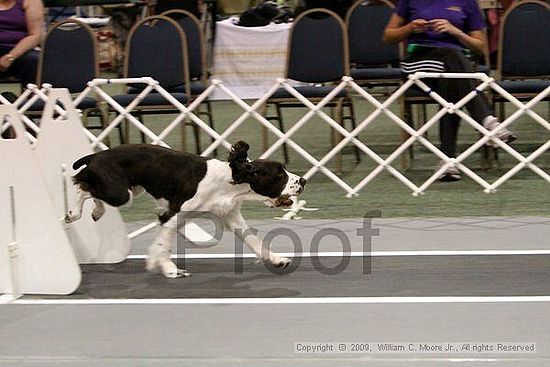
[0,0,45,71]
[383,13,429,44]
[429,19,486,55]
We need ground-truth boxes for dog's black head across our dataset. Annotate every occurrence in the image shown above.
[228,141,306,206]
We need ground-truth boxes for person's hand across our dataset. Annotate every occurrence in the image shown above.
[0,54,14,72]
[429,19,462,37]
[409,18,430,33]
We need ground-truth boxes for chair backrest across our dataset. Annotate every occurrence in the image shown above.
[497,0,550,79]
[345,0,400,67]
[286,8,349,83]
[37,19,98,93]
[125,15,190,93]
[161,9,207,82]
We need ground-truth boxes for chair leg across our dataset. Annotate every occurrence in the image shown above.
[192,122,201,154]
[485,100,506,169]
[332,100,343,173]
[400,100,414,170]
[275,103,289,164]
[344,98,360,164]
[418,105,428,140]
[481,141,493,170]
[498,101,505,121]
[99,102,118,146]
[205,100,217,157]
[261,102,270,153]
[180,117,187,152]
[124,118,130,144]
[137,113,146,143]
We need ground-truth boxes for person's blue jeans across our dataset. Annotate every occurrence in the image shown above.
[0,46,39,87]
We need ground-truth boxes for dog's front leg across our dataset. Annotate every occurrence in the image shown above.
[146,215,191,278]
[224,211,291,268]
[65,185,92,223]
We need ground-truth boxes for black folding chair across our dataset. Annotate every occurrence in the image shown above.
[345,0,402,95]
[31,19,117,141]
[111,15,199,151]
[494,0,550,119]
[161,9,216,154]
[264,8,359,171]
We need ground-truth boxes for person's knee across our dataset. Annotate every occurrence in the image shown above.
[16,50,39,85]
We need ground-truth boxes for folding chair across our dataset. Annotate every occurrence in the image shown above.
[345,0,402,95]
[111,15,198,151]
[493,0,550,121]
[30,19,117,142]
[161,9,216,154]
[264,8,359,171]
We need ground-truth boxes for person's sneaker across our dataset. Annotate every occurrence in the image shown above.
[437,160,461,182]
[483,116,517,146]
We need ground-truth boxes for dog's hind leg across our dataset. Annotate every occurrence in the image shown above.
[91,199,106,222]
[146,214,191,278]
[121,186,144,208]
[65,185,92,223]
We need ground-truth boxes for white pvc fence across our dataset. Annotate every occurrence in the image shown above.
[2,75,547,297]
[2,72,549,198]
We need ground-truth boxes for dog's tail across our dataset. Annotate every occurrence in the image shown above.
[72,154,95,170]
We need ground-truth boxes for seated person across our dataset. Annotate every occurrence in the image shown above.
[0,0,44,86]
[384,0,516,182]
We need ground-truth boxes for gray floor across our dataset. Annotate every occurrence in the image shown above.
[1,302,550,366]
[127,216,550,255]
[27,255,550,299]
[2,216,550,367]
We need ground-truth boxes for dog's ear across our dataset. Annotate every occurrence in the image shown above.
[228,141,249,163]
[228,141,255,184]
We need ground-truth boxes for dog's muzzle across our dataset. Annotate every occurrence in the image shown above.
[265,195,294,208]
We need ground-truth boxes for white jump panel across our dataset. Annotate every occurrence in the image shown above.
[33,89,130,263]
[0,105,80,295]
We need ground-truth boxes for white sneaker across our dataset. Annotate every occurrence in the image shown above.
[437,161,461,182]
[482,116,517,146]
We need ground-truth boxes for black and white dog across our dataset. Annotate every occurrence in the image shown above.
[65,141,306,278]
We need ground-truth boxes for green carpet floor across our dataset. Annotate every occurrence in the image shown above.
[108,97,550,221]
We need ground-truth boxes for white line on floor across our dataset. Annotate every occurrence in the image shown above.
[9,296,550,305]
[127,249,550,260]
[0,294,16,304]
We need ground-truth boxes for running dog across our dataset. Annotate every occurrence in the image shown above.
[65,141,306,278]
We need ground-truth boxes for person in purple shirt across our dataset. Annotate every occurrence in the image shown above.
[0,0,44,86]
[384,0,516,182]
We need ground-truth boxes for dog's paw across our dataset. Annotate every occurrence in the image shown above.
[163,268,192,278]
[64,212,78,223]
[160,261,191,278]
[168,269,192,278]
[269,255,292,269]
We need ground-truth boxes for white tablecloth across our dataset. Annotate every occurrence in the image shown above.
[211,18,292,100]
